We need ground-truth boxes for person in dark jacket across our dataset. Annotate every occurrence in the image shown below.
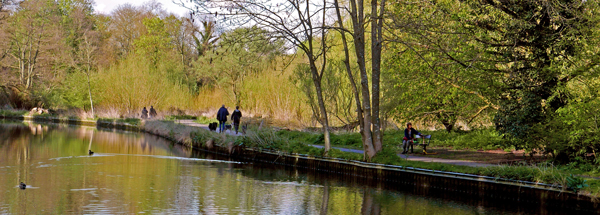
[149,106,157,118]
[141,107,148,119]
[231,106,242,134]
[216,105,229,133]
[402,122,421,154]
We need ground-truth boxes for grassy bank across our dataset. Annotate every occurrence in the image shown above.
[186,125,599,196]
[276,128,508,150]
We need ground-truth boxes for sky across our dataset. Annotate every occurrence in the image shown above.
[94,0,193,16]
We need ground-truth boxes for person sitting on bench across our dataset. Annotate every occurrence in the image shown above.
[402,122,421,154]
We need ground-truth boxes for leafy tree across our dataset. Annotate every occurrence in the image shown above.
[383,0,501,132]
[134,17,173,66]
[195,27,283,106]
[452,0,600,146]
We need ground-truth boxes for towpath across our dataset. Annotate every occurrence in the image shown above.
[175,119,493,167]
[176,119,243,136]
[310,145,494,167]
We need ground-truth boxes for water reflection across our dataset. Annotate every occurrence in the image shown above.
[0,121,564,214]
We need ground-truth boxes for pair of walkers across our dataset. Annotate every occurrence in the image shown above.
[216,105,243,134]
[141,106,157,119]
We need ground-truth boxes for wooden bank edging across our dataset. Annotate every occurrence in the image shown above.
[201,145,598,212]
[2,114,598,212]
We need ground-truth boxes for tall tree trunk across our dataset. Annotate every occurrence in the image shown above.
[310,61,331,153]
[319,182,330,215]
[350,0,377,159]
[370,0,385,152]
[361,189,381,215]
[334,0,367,153]
[86,69,94,118]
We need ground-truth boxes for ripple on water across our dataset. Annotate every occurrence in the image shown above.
[261,181,324,188]
[49,154,115,161]
[47,154,243,164]
[70,188,98,191]
[15,185,39,189]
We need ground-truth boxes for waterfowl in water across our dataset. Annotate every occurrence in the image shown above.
[89,150,94,155]
[19,182,26,189]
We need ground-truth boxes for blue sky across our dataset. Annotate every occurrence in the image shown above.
[94,0,192,16]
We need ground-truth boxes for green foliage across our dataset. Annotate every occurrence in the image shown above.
[0,109,28,117]
[194,116,218,124]
[372,148,403,165]
[385,0,498,131]
[566,174,589,192]
[134,17,173,65]
[58,71,96,109]
[190,129,214,147]
[94,55,192,113]
[459,0,600,146]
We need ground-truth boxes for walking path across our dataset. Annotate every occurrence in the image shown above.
[176,119,243,136]
[310,145,494,167]
[175,119,493,167]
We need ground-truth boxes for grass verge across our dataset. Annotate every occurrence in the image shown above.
[189,127,598,196]
[194,116,218,124]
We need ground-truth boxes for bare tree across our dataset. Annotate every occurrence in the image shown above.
[181,0,334,152]
[78,33,98,117]
[0,0,17,63]
[62,0,99,117]
[3,1,57,90]
[331,0,386,159]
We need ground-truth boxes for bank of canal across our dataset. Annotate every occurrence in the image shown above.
[1,114,599,213]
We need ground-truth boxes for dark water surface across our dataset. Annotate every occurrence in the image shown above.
[0,121,540,214]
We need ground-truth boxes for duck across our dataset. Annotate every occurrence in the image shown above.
[19,182,26,189]
[88,150,94,155]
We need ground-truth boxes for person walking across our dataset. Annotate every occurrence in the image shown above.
[141,107,148,119]
[216,105,229,133]
[149,106,157,118]
[231,106,242,134]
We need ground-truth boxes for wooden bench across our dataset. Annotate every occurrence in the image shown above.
[414,134,437,155]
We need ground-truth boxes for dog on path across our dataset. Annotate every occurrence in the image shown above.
[208,122,218,131]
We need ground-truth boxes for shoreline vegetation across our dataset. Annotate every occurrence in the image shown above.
[2,109,599,198]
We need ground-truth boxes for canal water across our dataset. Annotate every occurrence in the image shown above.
[0,121,560,214]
